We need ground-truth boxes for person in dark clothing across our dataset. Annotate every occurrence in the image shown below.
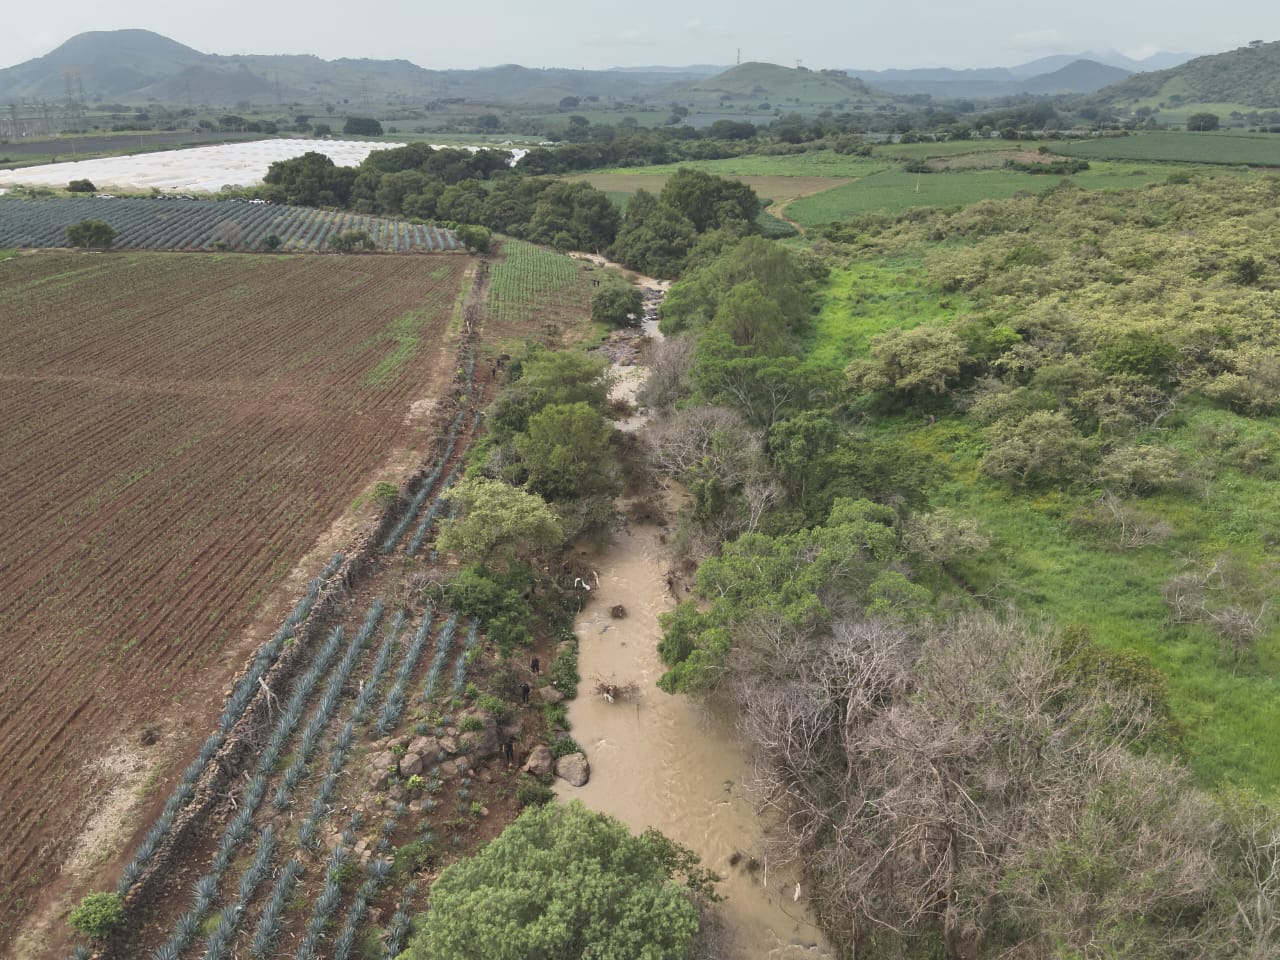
[521,682,531,704]
[503,738,516,767]
[531,656,541,675]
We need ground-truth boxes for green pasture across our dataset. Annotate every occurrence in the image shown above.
[1056,131,1280,166]
[802,259,968,367]
[925,407,1280,790]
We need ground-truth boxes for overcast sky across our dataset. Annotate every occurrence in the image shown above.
[4,0,1279,72]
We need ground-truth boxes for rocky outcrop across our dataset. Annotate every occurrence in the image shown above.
[457,708,501,759]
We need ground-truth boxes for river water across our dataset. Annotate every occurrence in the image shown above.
[555,293,833,958]
[558,523,832,959]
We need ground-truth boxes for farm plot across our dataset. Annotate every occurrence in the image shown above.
[0,252,472,947]
[485,238,594,335]
[1054,131,1280,166]
[784,163,1248,225]
[0,197,459,252]
[62,242,571,960]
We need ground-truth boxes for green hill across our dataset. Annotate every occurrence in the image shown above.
[672,61,890,107]
[1021,58,1130,95]
[0,29,205,100]
[1094,40,1280,113]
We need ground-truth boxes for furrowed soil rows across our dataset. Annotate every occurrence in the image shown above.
[0,251,473,950]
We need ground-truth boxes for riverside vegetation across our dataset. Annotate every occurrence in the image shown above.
[638,173,1280,958]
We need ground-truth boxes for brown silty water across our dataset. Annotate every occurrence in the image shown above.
[556,517,833,959]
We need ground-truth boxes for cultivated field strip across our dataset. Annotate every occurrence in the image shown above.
[485,239,593,331]
[60,322,491,959]
[0,197,459,252]
[0,253,473,941]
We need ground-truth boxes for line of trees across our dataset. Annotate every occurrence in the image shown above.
[260,145,764,269]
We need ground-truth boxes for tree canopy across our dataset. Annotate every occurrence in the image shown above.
[437,477,563,568]
[404,802,713,960]
[65,219,117,248]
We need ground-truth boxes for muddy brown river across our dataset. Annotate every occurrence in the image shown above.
[556,518,834,959]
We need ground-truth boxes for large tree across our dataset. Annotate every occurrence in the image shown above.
[437,477,562,568]
[659,167,760,232]
[405,802,714,960]
[514,402,616,502]
[65,219,116,249]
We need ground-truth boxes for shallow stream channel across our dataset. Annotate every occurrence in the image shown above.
[554,277,833,959]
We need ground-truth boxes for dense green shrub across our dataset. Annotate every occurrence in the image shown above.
[68,891,125,939]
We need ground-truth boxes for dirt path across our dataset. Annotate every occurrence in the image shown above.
[772,197,810,235]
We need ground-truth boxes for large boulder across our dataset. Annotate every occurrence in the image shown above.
[554,752,590,787]
[399,752,424,777]
[438,735,459,755]
[538,685,565,705]
[522,744,554,777]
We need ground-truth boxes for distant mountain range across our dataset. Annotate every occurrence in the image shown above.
[847,51,1193,98]
[1,29,1255,115]
[0,29,711,106]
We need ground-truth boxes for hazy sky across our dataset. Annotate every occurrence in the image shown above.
[4,0,1279,72]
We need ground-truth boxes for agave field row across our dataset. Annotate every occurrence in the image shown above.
[112,591,487,960]
[0,197,459,252]
[75,385,489,958]
[0,252,473,942]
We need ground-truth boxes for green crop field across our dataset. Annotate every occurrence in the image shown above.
[873,139,1051,160]
[1056,131,1280,166]
[597,150,887,178]
[785,163,1249,225]
[486,239,593,333]
[528,110,672,130]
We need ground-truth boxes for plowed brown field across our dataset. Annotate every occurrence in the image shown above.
[0,251,469,944]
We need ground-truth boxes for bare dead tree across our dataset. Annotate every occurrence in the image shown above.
[729,611,1231,960]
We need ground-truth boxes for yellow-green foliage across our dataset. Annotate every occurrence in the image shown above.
[822,176,1280,789]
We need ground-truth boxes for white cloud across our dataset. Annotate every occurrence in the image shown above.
[1010,29,1074,53]
[1122,43,1161,60]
